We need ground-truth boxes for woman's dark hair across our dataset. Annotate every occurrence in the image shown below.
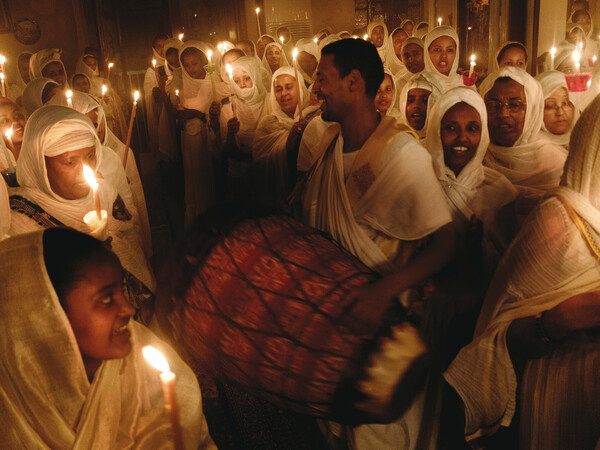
[153,32,170,49]
[321,39,384,99]
[43,228,117,308]
[180,47,206,62]
[41,82,60,104]
[223,48,245,60]
[497,42,528,64]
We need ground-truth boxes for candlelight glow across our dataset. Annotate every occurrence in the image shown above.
[152,59,157,68]
[143,345,171,373]
[573,49,581,63]
[217,43,223,52]
[470,54,476,63]
[83,164,98,190]
[438,17,442,26]
[255,7,260,13]
[207,50,212,63]
[363,34,368,40]
[0,73,4,81]
[134,90,140,102]
[578,41,583,51]
[108,62,114,69]
[175,89,179,96]
[0,55,5,64]
[102,84,107,95]
[225,63,233,79]
[280,36,284,44]
[550,47,556,57]
[5,124,12,140]
[313,37,318,43]
[594,56,597,63]
[178,33,184,41]
[66,90,72,99]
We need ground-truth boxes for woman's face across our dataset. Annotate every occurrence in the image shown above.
[256,36,275,59]
[485,78,526,147]
[83,56,97,72]
[403,22,414,36]
[45,146,97,200]
[154,38,167,58]
[441,102,482,176]
[233,71,253,89]
[236,41,255,57]
[63,255,136,379]
[575,12,592,36]
[402,43,425,73]
[371,26,385,48]
[72,75,91,94]
[392,30,409,58]
[428,36,457,76]
[166,48,180,68]
[298,52,318,78]
[498,47,526,69]
[543,87,574,135]
[266,46,282,71]
[374,74,394,113]
[42,62,67,88]
[406,88,431,130]
[181,51,207,79]
[0,103,26,144]
[19,57,31,84]
[274,74,299,117]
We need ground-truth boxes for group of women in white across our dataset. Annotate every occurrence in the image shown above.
[0,3,599,446]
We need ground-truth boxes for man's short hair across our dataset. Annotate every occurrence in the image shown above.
[321,39,384,99]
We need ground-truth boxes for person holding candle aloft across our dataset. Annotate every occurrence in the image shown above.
[0,227,216,449]
[8,105,156,319]
[252,67,319,206]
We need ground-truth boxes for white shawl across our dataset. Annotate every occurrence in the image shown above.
[535,70,579,148]
[480,66,567,214]
[261,42,291,77]
[491,41,529,72]
[8,51,32,102]
[397,71,444,139]
[75,54,103,97]
[367,21,390,64]
[424,26,462,91]
[384,27,410,77]
[444,94,600,448]
[378,67,401,118]
[22,78,58,115]
[295,38,320,84]
[0,230,215,449]
[29,48,69,89]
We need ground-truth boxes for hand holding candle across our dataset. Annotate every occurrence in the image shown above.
[292,48,304,121]
[143,346,184,450]
[123,91,139,168]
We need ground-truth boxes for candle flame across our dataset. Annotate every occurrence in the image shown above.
[175,89,179,96]
[142,345,171,372]
[470,54,476,63]
[152,59,157,68]
[225,63,233,79]
[217,43,223,52]
[280,36,284,44]
[0,55,5,64]
[438,17,442,25]
[594,56,597,62]
[207,50,212,63]
[179,33,184,40]
[5,124,12,139]
[108,62,114,69]
[550,47,557,57]
[255,7,260,13]
[293,48,298,60]
[134,90,140,102]
[313,37,318,43]
[363,34,368,40]
[0,72,4,81]
[579,41,583,50]
[102,84,107,95]
[82,164,98,190]
[66,90,72,99]
[573,49,581,63]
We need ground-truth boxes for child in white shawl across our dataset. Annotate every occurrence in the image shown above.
[374,68,400,118]
[0,228,215,449]
[445,94,600,450]
[75,53,104,96]
[252,66,319,205]
[397,71,444,140]
[8,106,155,315]
[480,66,567,220]
[424,26,463,91]
[367,21,390,64]
[262,42,290,77]
[29,48,69,89]
[535,70,579,150]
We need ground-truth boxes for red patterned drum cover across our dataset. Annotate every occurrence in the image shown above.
[157,213,428,424]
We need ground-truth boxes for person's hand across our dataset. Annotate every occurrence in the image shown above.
[548,290,600,333]
[209,101,221,121]
[176,107,201,121]
[227,117,240,136]
[157,74,168,92]
[289,118,309,140]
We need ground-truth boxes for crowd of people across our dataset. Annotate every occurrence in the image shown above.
[0,0,599,447]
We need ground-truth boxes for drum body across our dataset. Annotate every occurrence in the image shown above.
[159,213,427,424]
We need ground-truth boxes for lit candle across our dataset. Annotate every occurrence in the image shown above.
[101,84,107,105]
[152,58,160,82]
[592,55,597,67]
[225,64,237,119]
[292,48,304,121]
[0,54,7,96]
[82,164,102,220]
[217,43,224,55]
[313,37,318,43]
[3,125,15,171]
[363,34,368,40]
[0,72,6,97]
[178,33,184,41]
[206,50,217,102]
[175,89,181,109]
[66,90,73,108]
[438,17,442,27]
[468,54,476,78]
[0,55,5,76]
[107,62,114,79]
[255,7,262,37]
[280,36,284,45]
[550,47,556,70]
[573,49,581,74]
[143,346,184,450]
[123,91,139,168]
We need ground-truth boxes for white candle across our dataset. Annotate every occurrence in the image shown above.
[363,34,368,40]
[107,62,114,79]
[66,90,73,108]
[123,91,139,168]
[3,125,15,171]
[292,48,304,121]
[468,54,476,78]
[550,47,556,70]
[573,49,581,73]
[225,64,236,119]
[175,89,181,108]
[255,8,262,37]
[0,72,5,97]
[143,346,184,450]
[438,17,442,27]
[207,50,217,101]
[101,84,107,104]
[82,164,101,220]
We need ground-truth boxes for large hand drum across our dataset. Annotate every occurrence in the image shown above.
[156,213,428,424]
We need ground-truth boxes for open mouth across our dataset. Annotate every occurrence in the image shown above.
[113,322,130,336]
[451,146,469,153]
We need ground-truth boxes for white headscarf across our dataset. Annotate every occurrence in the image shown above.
[0,230,215,449]
[492,41,529,72]
[414,21,429,39]
[295,38,320,84]
[163,37,183,78]
[424,26,462,91]
[9,52,32,99]
[228,56,267,147]
[384,27,410,76]
[398,71,444,139]
[367,21,390,64]
[29,49,69,88]
[554,41,577,72]
[318,34,341,55]
[535,70,579,148]
[22,78,59,115]
[267,66,310,128]
[261,42,290,76]
[378,68,400,117]
[75,54,103,96]
[399,37,425,77]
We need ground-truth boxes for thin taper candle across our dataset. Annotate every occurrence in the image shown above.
[123,91,139,168]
